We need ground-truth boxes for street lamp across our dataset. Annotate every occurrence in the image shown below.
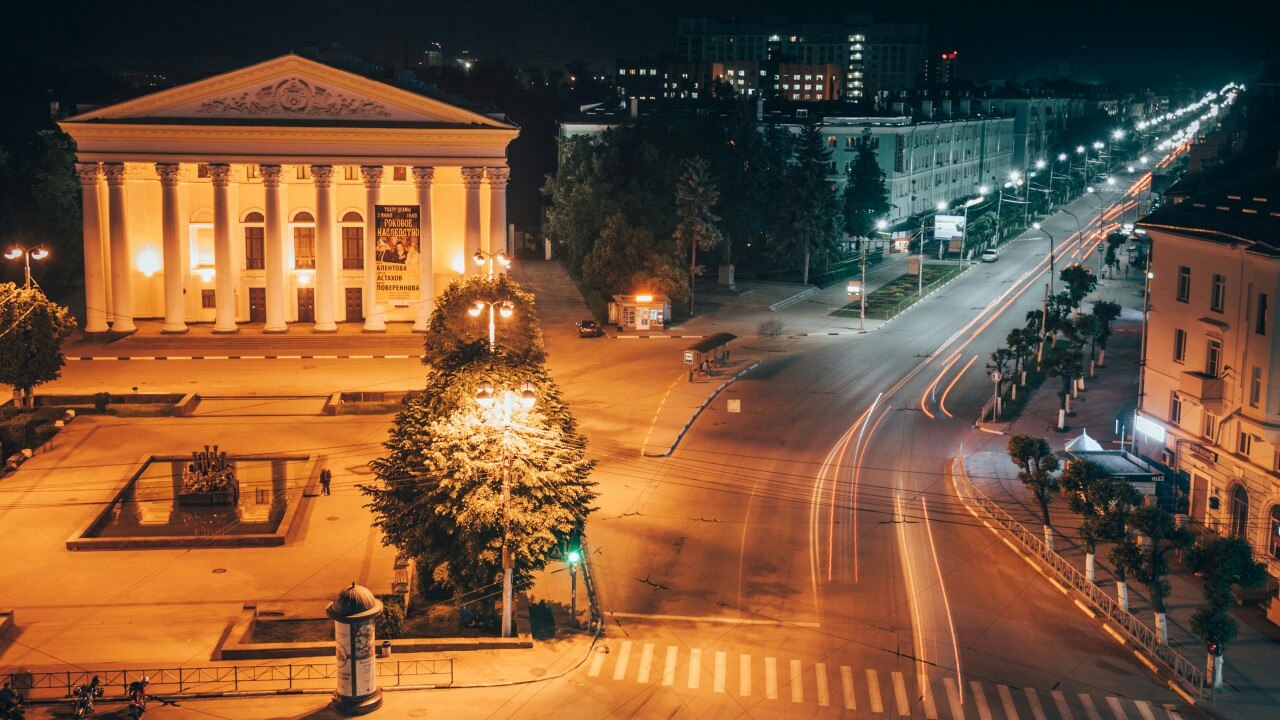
[566,548,582,629]
[468,298,516,352]
[4,246,49,288]
[1033,222,1056,294]
[474,379,539,638]
[473,249,511,278]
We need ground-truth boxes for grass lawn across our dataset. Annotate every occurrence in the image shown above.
[831,264,964,318]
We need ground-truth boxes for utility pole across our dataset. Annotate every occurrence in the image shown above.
[860,240,867,330]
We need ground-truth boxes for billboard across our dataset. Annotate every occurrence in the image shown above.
[374,204,421,306]
[935,214,966,240]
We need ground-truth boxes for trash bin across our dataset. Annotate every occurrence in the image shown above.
[378,640,392,658]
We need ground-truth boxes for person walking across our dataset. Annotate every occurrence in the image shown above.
[319,468,332,496]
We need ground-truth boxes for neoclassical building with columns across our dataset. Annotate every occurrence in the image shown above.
[60,54,518,334]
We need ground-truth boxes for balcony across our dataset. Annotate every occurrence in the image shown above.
[1179,371,1226,413]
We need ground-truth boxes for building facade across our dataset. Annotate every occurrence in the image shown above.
[59,55,518,334]
[986,97,1081,169]
[1136,166,1280,596]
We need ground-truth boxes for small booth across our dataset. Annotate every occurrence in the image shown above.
[609,294,672,330]
[1063,442,1164,504]
[681,333,736,381]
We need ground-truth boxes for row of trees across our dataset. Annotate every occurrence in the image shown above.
[1006,438,1266,688]
[543,103,889,309]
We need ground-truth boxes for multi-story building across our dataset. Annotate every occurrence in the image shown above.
[863,23,929,98]
[616,57,842,103]
[986,97,1080,168]
[1135,162,1280,600]
[776,63,845,102]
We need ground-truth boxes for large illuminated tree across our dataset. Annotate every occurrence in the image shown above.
[0,283,76,408]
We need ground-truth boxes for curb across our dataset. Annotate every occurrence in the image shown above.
[643,359,763,458]
[68,354,421,361]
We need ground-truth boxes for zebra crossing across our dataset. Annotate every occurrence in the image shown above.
[584,640,1186,720]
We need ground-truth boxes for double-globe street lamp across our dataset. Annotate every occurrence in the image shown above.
[473,249,511,278]
[4,246,50,288]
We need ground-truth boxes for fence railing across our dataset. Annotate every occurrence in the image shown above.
[952,459,1204,695]
[4,658,453,701]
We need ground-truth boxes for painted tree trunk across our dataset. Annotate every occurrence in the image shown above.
[1116,581,1129,611]
[1211,652,1224,689]
[1085,552,1095,583]
[1098,348,1107,367]
[802,247,811,286]
[1020,369,1027,386]
[23,387,33,410]
[1043,524,1054,551]
[1089,360,1096,378]
[1155,612,1168,644]
[1058,408,1067,431]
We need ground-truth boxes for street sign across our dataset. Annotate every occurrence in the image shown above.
[683,350,695,364]
[727,399,741,413]
[990,371,1002,383]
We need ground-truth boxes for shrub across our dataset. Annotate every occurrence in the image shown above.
[375,594,405,640]
[94,392,110,412]
[0,415,39,457]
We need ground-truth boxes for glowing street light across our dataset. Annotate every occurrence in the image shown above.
[469,299,516,352]
[473,249,511,278]
[4,245,50,288]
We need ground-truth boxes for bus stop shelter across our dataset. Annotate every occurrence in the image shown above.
[681,333,736,379]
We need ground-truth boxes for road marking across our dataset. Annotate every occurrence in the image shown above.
[1079,693,1102,720]
[636,643,653,684]
[713,651,727,693]
[662,646,677,686]
[1106,696,1129,720]
[687,649,701,690]
[970,680,993,720]
[867,669,884,713]
[919,674,938,719]
[607,612,820,627]
[613,641,632,680]
[765,657,778,700]
[1134,700,1157,720]
[739,654,751,697]
[588,649,606,677]
[841,666,856,710]
[1052,690,1073,720]
[944,677,966,720]
[1163,703,1183,720]
[996,685,1019,720]
[815,662,830,706]
[892,672,910,715]
[1025,687,1048,720]
[790,659,803,703]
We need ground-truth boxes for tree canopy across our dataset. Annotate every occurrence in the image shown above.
[0,284,76,407]
[842,129,892,238]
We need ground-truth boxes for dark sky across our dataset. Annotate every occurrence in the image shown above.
[5,0,1271,86]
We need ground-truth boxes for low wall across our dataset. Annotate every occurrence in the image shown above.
[323,391,420,416]
[0,609,13,639]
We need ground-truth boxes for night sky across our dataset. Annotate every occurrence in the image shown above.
[4,0,1272,85]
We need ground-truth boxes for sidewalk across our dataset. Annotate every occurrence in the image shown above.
[961,276,1280,719]
[640,348,766,457]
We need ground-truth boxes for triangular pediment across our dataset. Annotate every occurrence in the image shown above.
[68,54,513,128]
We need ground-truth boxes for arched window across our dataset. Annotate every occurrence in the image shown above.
[292,211,316,269]
[340,211,364,269]
[243,212,265,269]
[1229,485,1249,539]
[1269,505,1280,560]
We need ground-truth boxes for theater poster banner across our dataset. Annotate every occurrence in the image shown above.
[374,204,421,306]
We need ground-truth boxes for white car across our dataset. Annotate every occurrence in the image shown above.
[981,249,1000,262]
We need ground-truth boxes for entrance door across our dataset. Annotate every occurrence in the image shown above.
[345,288,363,323]
[637,307,650,330]
[297,288,315,323]
[1190,474,1208,525]
[248,287,267,323]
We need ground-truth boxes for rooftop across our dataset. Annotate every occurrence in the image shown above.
[1138,156,1280,254]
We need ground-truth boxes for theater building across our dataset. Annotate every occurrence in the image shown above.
[60,54,518,334]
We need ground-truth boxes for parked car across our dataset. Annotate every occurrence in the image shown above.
[981,249,1000,262]
[576,320,604,338]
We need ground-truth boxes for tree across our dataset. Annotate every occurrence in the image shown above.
[1059,459,1140,583]
[1006,327,1038,387]
[0,284,76,408]
[582,213,686,307]
[776,124,843,285]
[1103,231,1128,271]
[674,157,724,315]
[1186,535,1267,688]
[1091,300,1122,367]
[1128,505,1194,643]
[1046,341,1086,430]
[987,348,1014,406]
[842,129,891,239]
[1007,434,1060,548]
[1109,534,1143,611]
[1058,264,1097,312]
[1073,314,1102,378]
[967,214,996,250]
[362,275,597,617]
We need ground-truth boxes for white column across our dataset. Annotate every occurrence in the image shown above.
[210,164,237,333]
[486,166,510,274]
[75,162,109,333]
[461,167,485,277]
[361,165,386,331]
[312,165,338,332]
[412,166,435,331]
[102,163,136,333]
[156,163,188,333]
[261,165,288,333]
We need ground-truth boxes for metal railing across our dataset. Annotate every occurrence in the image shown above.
[952,459,1204,694]
[4,658,453,701]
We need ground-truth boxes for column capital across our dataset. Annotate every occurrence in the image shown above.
[411,166,435,188]
[311,165,334,188]
[260,164,283,187]
[209,163,232,186]
[485,166,510,188]
[103,163,128,185]
[461,166,486,188]
[74,162,101,186]
[156,163,182,187]
[360,165,384,188]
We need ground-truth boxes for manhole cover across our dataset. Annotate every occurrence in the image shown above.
[408,710,429,717]
[326,516,340,521]
[212,568,227,574]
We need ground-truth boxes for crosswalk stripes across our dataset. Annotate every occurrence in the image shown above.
[865,669,883,713]
[893,671,910,716]
[790,659,804,703]
[815,663,830,707]
[1051,690,1073,720]
[970,680,994,720]
[841,666,857,710]
[1079,693,1102,720]
[583,641,1189,720]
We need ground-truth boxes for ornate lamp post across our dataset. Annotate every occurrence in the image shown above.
[4,246,49,288]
